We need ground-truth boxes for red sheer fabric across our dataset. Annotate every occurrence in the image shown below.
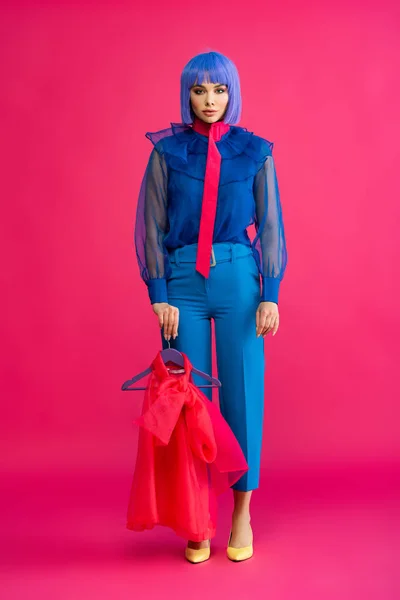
[126,351,248,541]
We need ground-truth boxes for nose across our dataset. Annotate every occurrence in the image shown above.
[205,93,215,107]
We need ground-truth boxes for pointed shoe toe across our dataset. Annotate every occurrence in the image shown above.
[185,542,211,564]
[226,531,254,562]
[226,544,253,562]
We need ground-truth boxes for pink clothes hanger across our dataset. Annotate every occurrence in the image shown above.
[121,340,221,391]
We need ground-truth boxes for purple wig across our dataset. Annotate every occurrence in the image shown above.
[180,51,242,125]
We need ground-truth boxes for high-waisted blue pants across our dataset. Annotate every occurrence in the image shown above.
[160,242,265,491]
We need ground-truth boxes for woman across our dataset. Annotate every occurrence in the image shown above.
[134,50,288,562]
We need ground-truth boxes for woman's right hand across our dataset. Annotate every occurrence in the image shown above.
[152,303,179,341]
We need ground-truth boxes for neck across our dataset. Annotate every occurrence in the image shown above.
[192,116,230,141]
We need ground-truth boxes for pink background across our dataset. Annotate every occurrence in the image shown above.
[1,1,398,598]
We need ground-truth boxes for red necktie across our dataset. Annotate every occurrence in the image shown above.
[192,116,230,278]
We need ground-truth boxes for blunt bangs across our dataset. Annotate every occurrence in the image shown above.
[180,51,242,125]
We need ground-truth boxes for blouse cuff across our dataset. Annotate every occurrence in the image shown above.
[147,278,168,305]
[261,277,280,304]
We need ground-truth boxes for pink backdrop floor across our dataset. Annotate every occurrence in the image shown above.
[1,462,397,599]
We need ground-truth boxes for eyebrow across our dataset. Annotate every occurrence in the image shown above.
[191,83,226,89]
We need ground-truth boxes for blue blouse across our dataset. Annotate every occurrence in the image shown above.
[134,122,287,305]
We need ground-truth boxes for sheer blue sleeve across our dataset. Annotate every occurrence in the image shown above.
[134,147,171,304]
[252,148,288,304]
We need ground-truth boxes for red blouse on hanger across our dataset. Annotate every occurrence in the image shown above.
[127,351,248,541]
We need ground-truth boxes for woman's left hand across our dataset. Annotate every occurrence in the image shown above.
[256,302,279,337]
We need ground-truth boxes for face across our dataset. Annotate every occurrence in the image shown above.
[190,80,229,123]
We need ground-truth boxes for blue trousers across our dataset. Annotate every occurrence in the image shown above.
[161,242,265,491]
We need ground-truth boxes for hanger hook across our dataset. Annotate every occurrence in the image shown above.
[166,338,171,349]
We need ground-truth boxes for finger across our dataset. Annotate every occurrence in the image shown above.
[263,316,278,337]
[272,315,280,336]
[163,310,170,339]
[158,310,164,329]
[255,309,260,333]
[166,308,175,338]
[172,308,179,338]
[261,315,274,337]
[257,311,267,337]
[257,312,265,337]
[256,309,266,336]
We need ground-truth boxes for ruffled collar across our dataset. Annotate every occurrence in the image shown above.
[164,122,255,160]
[146,123,254,161]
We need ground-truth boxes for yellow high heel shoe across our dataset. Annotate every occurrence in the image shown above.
[185,540,211,564]
[226,528,253,562]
